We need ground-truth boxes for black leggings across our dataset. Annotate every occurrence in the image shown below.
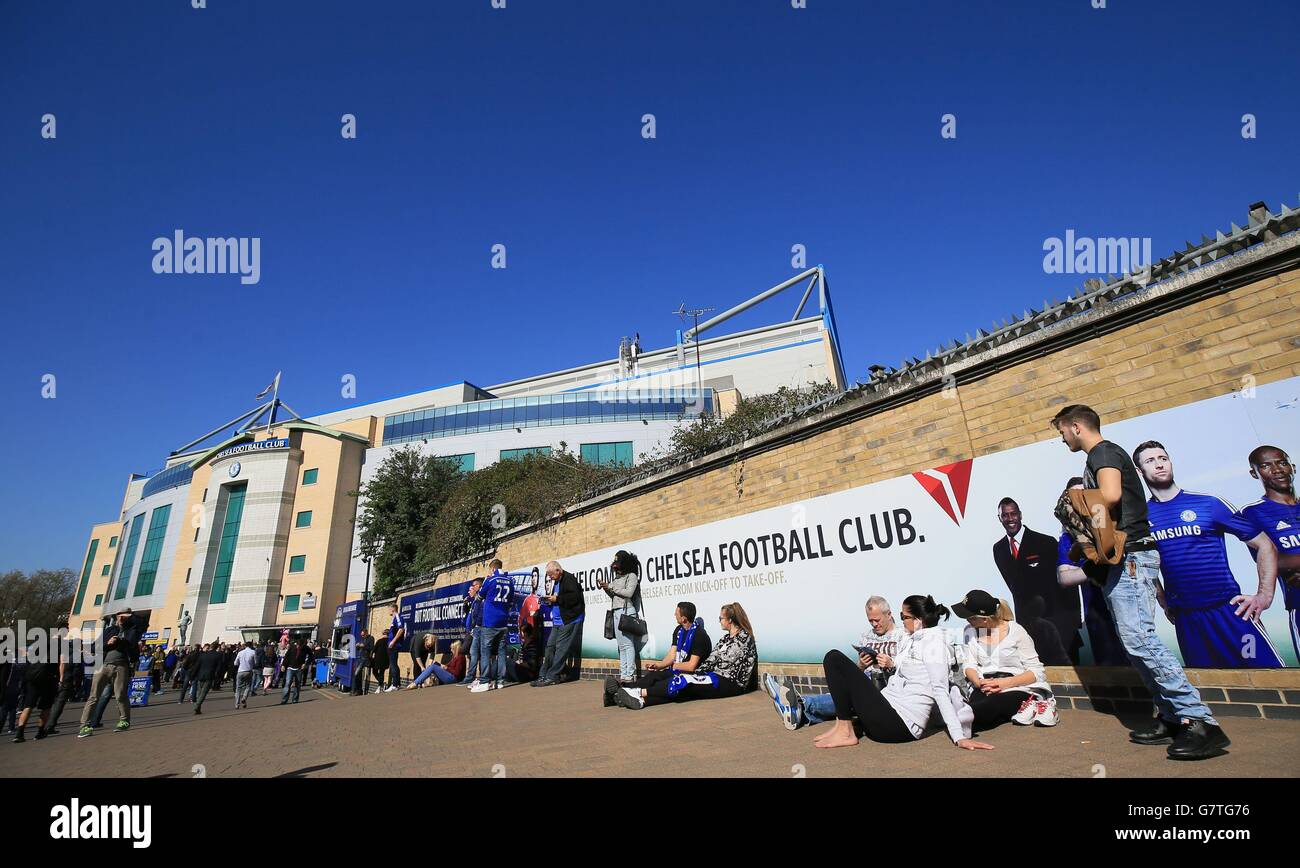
[641,672,745,707]
[967,690,1028,731]
[823,650,914,743]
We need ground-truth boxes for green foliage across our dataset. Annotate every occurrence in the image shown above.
[354,446,463,596]
[0,568,76,629]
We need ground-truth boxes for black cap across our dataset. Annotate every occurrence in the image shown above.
[952,590,999,619]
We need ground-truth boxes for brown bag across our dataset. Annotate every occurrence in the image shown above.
[1053,488,1127,566]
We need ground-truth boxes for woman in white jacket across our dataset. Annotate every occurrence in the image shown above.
[953,589,1056,729]
[815,594,994,752]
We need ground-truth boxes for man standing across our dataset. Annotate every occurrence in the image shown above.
[992,497,1082,664]
[281,639,306,704]
[178,644,201,703]
[350,629,374,696]
[385,604,407,692]
[235,641,258,709]
[1133,441,1282,668]
[471,559,517,693]
[1240,445,1300,660]
[1052,404,1227,760]
[77,608,140,738]
[533,560,585,687]
[460,579,484,685]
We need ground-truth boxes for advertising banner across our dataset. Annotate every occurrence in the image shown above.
[128,676,152,707]
[514,377,1298,667]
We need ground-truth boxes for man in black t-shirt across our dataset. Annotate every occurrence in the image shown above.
[1052,403,1225,760]
[603,601,711,707]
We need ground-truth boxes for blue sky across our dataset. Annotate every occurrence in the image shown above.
[1,0,1296,572]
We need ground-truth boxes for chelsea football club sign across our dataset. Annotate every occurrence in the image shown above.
[215,438,289,461]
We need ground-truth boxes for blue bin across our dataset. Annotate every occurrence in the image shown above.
[314,658,331,686]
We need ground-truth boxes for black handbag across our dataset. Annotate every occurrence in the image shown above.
[603,609,616,641]
[617,613,648,637]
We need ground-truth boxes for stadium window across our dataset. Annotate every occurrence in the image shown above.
[94,594,103,606]
[284,595,300,613]
[289,555,306,573]
[302,468,318,486]
[202,488,207,503]
[296,510,312,529]
[581,441,634,468]
[193,526,200,542]
[185,568,191,584]
[109,535,118,548]
[443,453,475,473]
[101,564,111,576]
[500,447,551,462]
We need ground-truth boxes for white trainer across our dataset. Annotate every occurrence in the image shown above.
[1033,697,1060,727]
[469,681,493,694]
[1012,696,1039,725]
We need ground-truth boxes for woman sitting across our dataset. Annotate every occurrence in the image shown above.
[953,590,1056,728]
[814,594,993,751]
[610,602,755,710]
[408,638,465,689]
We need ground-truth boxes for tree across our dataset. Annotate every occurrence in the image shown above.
[0,568,76,630]
[353,446,463,597]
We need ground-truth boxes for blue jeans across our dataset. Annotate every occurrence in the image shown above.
[413,663,456,687]
[478,626,507,683]
[281,667,301,704]
[612,607,645,681]
[463,628,484,683]
[803,692,836,726]
[1104,549,1216,725]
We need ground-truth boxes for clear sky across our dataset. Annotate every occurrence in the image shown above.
[1,0,1296,573]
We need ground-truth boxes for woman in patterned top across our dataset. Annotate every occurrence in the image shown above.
[610,602,757,709]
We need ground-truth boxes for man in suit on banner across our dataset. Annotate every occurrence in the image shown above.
[993,496,1083,664]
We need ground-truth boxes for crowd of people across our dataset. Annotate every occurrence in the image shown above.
[5,404,1290,765]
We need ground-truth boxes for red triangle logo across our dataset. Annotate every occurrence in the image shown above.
[912,458,974,525]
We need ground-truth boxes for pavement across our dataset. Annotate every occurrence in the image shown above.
[2,679,1298,778]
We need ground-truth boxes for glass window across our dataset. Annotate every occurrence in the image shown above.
[94,594,103,607]
[580,441,634,468]
[72,538,100,615]
[209,485,247,604]
[289,555,306,573]
[302,468,318,486]
[284,595,300,613]
[133,504,172,597]
[108,536,118,548]
[296,510,312,529]
[114,514,145,601]
[101,564,110,576]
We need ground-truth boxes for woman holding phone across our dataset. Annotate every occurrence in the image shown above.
[598,550,645,685]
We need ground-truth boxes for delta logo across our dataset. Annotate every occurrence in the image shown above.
[911,459,973,526]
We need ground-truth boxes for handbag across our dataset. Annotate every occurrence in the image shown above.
[617,612,648,637]
[603,609,616,641]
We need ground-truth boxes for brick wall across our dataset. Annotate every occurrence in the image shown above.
[392,259,1300,708]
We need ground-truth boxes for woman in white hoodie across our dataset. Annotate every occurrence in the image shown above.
[953,589,1056,729]
[815,594,993,752]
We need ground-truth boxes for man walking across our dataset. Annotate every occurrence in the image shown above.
[192,643,224,714]
[1052,404,1228,760]
[78,608,140,738]
[533,560,585,687]
[235,641,258,708]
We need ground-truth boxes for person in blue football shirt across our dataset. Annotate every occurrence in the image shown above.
[1240,445,1300,661]
[471,559,520,693]
[1133,441,1282,668]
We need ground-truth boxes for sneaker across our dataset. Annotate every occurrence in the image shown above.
[602,675,619,707]
[531,678,557,688]
[11,732,25,743]
[384,686,397,693]
[114,720,130,733]
[1032,698,1059,727]
[763,673,802,731]
[612,686,644,710]
[495,680,505,690]
[1167,720,1230,761]
[469,681,493,694]
[45,726,59,736]
[77,726,93,739]
[1012,696,1039,725]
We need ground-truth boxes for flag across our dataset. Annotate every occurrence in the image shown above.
[256,371,281,399]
